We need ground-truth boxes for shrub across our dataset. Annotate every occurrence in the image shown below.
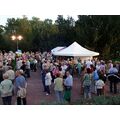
[39,95,120,105]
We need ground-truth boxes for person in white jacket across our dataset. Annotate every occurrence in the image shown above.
[95,77,105,96]
[45,69,52,95]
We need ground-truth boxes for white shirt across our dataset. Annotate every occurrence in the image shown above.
[96,65,100,71]
[86,60,92,68]
[108,67,118,74]
[61,65,68,75]
[33,59,38,64]
[96,80,105,89]
[17,60,22,69]
[26,61,30,69]
[45,72,52,86]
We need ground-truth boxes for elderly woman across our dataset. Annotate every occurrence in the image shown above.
[54,73,64,103]
[0,73,13,105]
[83,68,92,99]
[15,70,27,105]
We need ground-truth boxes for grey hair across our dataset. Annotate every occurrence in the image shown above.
[3,73,9,79]
[19,69,24,74]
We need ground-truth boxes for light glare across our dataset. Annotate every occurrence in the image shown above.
[11,35,16,40]
[17,35,23,40]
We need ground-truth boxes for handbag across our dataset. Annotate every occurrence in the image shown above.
[17,88,27,98]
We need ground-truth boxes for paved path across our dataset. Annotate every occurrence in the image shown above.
[27,69,56,105]
[27,69,42,105]
[0,69,56,105]
[26,69,81,105]
[0,68,118,105]
[21,70,120,105]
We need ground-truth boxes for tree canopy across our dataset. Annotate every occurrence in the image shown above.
[0,15,120,59]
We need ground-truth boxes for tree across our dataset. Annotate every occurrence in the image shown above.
[75,15,120,59]
[55,15,76,46]
[4,16,33,51]
[0,15,120,59]
[0,25,7,50]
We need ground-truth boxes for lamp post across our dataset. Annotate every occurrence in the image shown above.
[11,35,23,51]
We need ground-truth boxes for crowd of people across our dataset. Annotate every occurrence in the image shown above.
[40,52,120,102]
[0,50,120,105]
[0,51,39,105]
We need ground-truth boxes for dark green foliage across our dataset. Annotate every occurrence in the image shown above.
[47,96,120,105]
[76,15,120,59]
[0,15,120,59]
[39,96,120,105]
[73,96,120,105]
[93,96,120,105]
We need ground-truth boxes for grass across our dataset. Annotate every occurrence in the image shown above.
[39,95,120,105]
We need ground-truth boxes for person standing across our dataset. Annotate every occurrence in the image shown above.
[61,62,68,77]
[92,67,99,94]
[108,64,118,74]
[41,69,47,92]
[100,61,106,75]
[15,70,27,105]
[25,59,31,78]
[33,58,38,72]
[80,66,86,95]
[108,64,119,94]
[16,58,23,70]
[20,61,26,73]
[83,68,92,99]
[95,77,105,96]
[5,66,15,83]
[96,61,101,71]
[0,73,13,105]
[0,65,4,83]
[5,66,15,95]
[54,73,64,103]
[76,60,82,77]
[86,59,93,69]
[64,71,73,103]
[45,69,52,95]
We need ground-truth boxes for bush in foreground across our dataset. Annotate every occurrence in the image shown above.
[40,95,120,105]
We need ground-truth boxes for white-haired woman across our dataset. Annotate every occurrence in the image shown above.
[0,73,13,105]
[15,70,27,105]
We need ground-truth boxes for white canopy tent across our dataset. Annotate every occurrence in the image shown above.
[51,47,65,54]
[53,42,99,56]
[53,42,99,62]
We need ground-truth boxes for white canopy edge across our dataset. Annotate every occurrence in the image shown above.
[53,42,99,57]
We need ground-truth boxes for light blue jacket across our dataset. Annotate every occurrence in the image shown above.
[0,79,13,97]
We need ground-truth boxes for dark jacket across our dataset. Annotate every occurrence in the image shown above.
[107,74,120,83]
[0,68,4,82]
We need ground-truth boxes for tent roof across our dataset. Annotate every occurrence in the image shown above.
[53,42,99,57]
[51,47,65,54]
